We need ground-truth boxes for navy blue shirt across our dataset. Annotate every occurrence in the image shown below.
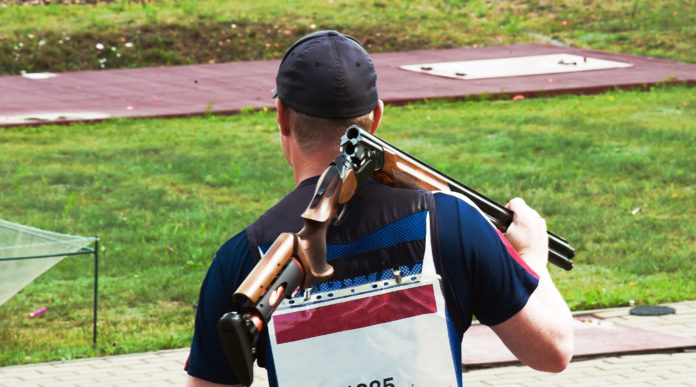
[186,178,538,385]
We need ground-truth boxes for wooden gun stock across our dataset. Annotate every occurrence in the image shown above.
[219,154,359,386]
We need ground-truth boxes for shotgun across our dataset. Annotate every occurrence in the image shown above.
[340,125,576,270]
[218,125,576,385]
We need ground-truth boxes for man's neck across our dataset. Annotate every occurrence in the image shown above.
[292,153,337,186]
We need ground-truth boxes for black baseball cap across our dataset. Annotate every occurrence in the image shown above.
[272,30,378,119]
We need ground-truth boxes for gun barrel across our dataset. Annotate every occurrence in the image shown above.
[342,126,575,270]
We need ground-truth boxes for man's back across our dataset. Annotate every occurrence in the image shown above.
[188,177,540,386]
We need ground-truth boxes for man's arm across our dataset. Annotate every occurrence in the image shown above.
[186,232,260,386]
[491,198,574,372]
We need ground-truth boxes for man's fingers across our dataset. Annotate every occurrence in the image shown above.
[506,197,526,211]
[506,197,545,229]
[506,197,537,218]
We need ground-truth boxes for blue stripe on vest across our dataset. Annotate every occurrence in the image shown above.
[259,210,427,260]
[326,210,427,260]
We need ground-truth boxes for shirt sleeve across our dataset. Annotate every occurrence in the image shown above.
[434,192,539,327]
[185,230,256,385]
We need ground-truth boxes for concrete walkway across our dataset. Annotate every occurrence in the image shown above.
[1,300,694,386]
[2,43,696,128]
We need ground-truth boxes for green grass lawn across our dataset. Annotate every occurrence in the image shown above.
[0,86,694,365]
[0,0,694,369]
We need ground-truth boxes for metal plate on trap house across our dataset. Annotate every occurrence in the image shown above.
[400,53,634,80]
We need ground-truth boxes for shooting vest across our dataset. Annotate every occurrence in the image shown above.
[246,178,461,387]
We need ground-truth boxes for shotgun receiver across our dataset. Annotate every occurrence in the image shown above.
[218,125,576,385]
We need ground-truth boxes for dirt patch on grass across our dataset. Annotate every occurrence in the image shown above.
[0,13,451,75]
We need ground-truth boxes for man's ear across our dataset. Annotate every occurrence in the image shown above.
[369,99,384,134]
[276,98,291,136]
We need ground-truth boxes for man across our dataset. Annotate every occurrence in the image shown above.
[186,30,573,387]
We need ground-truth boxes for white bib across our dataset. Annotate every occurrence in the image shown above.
[268,272,458,387]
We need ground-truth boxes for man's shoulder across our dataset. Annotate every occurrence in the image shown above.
[246,178,318,247]
[433,190,483,211]
[352,179,430,213]
[432,191,493,227]
[215,229,252,262]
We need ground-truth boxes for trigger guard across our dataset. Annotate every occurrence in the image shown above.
[333,202,350,225]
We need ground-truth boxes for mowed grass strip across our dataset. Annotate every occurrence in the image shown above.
[0,0,694,75]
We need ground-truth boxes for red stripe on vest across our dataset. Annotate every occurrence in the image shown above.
[273,284,437,344]
[494,229,539,279]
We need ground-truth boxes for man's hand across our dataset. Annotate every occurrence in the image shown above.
[504,197,549,273]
